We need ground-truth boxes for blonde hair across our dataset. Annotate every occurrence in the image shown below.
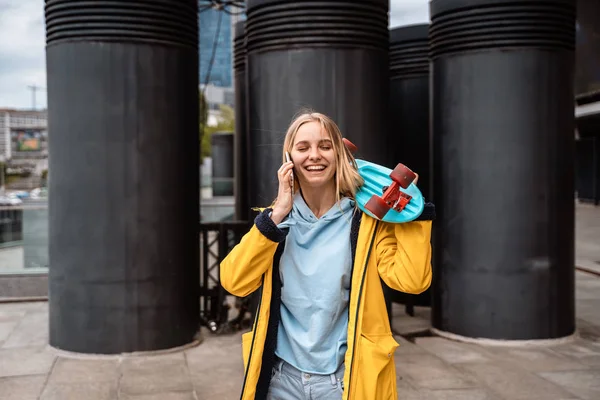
[282,110,364,204]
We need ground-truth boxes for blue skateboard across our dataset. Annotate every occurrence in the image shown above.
[343,139,424,223]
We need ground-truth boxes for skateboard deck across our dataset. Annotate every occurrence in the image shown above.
[343,139,424,223]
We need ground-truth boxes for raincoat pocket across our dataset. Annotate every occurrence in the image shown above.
[355,332,399,400]
[242,331,253,373]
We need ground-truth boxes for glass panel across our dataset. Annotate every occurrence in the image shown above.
[0,110,49,277]
[0,197,48,275]
[201,157,235,223]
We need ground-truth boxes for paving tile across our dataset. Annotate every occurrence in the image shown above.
[0,375,47,400]
[33,302,49,313]
[47,357,119,384]
[414,337,491,364]
[0,346,56,377]
[572,355,600,368]
[0,309,26,323]
[574,278,600,301]
[120,352,186,373]
[0,320,19,342]
[186,330,246,397]
[39,382,117,400]
[119,391,196,400]
[190,365,244,399]
[120,353,193,395]
[394,343,428,395]
[576,319,600,341]
[549,339,600,368]
[481,345,588,372]
[391,305,431,336]
[458,361,576,399]
[539,370,600,400]
[396,387,427,400]
[396,366,419,391]
[185,332,243,372]
[395,353,479,390]
[577,300,600,323]
[422,388,501,400]
[394,335,429,355]
[186,332,256,398]
[2,311,48,348]
[0,302,45,314]
[193,382,245,400]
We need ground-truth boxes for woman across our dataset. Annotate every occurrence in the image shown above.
[220,111,434,400]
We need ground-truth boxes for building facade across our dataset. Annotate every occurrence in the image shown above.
[0,109,48,163]
[199,6,233,88]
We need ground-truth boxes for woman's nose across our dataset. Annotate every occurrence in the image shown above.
[309,147,321,160]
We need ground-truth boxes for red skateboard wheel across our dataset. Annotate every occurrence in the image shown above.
[365,195,390,220]
[390,163,416,189]
[342,138,358,154]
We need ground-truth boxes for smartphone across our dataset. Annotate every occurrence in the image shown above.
[285,152,294,193]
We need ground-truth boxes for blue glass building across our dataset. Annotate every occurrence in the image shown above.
[199,7,233,88]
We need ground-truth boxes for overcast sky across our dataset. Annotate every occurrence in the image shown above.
[0,0,429,109]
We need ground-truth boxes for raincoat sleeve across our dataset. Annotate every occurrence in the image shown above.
[220,208,288,297]
[374,203,435,294]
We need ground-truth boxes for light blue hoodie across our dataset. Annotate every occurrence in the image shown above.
[275,192,355,375]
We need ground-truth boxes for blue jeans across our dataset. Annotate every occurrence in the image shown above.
[267,357,345,400]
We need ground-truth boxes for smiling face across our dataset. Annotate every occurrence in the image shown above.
[281,112,364,202]
[290,121,337,190]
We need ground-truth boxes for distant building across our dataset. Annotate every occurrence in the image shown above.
[201,84,235,127]
[0,109,48,163]
[199,6,233,88]
[202,84,234,108]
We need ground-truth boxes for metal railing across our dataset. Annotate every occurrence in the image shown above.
[199,220,259,334]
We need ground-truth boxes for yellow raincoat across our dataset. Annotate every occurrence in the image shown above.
[220,207,433,400]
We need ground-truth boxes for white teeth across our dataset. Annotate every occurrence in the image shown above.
[306,166,325,171]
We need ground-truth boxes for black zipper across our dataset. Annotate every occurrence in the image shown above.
[346,221,379,399]
[239,275,265,400]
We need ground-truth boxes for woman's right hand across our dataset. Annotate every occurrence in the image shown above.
[271,161,294,224]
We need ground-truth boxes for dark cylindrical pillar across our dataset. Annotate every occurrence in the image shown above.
[211,131,234,196]
[246,0,390,207]
[233,21,250,220]
[430,0,576,340]
[45,0,199,353]
[389,24,431,200]
[386,25,432,310]
[387,25,433,311]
